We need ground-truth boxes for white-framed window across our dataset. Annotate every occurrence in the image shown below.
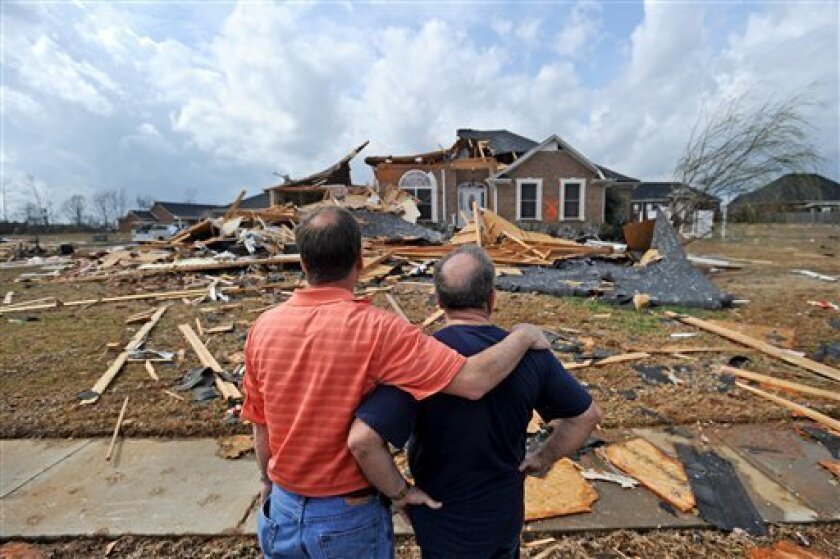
[516,178,542,220]
[560,178,586,221]
[646,203,657,219]
[399,170,437,222]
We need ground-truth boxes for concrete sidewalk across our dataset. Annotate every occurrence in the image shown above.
[1,423,837,538]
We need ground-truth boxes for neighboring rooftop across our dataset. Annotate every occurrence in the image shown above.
[237,192,270,209]
[730,173,840,205]
[153,201,221,219]
[127,210,156,220]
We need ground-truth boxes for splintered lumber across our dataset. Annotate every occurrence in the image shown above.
[664,312,840,383]
[178,323,242,400]
[223,189,247,220]
[195,317,204,336]
[735,382,840,432]
[144,360,159,381]
[561,352,650,370]
[421,308,445,329]
[80,305,168,405]
[163,389,185,401]
[137,254,300,274]
[105,396,130,461]
[3,291,12,304]
[720,366,840,403]
[204,324,234,334]
[524,458,599,520]
[605,438,695,512]
[125,309,155,324]
[385,293,410,322]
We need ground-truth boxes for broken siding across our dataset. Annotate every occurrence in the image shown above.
[499,151,604,226]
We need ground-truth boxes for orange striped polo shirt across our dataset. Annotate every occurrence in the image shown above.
[242,287,466,497]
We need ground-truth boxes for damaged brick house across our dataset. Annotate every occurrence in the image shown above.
[365,129,638,230]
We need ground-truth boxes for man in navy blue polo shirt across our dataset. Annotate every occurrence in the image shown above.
[348,244,602,558]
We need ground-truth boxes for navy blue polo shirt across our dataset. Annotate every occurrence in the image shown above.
[355,324,593,558]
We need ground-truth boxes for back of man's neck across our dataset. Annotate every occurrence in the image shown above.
[444,308,492,327]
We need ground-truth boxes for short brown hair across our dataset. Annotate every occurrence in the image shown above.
[296,206,361,284]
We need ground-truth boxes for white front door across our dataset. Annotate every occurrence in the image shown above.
[457,184,487,226]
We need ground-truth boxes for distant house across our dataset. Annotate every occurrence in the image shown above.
[117,209,157,233]
[366,129,637,229]
[729,173,840,220]
[149,201,222,226]
[631,182,720,222]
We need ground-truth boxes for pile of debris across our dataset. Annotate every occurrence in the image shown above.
[497,214,733,309]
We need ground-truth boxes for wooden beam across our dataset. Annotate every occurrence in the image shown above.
[178,323,242,400]
[204,324,234,334]
[144,360,159,381]
[3,291,13,305]
[163,389,185,401]
[664,311,840,383]
[473,201,482,247]
[384,293,410,322]
[80,305,168,405]
[561,352,651,370]
[223,189,247,220]
[105,396,129,461]
[421,308,445,329]
[195,317,204,336]
[736,382,840,432]
[721,366,840,403]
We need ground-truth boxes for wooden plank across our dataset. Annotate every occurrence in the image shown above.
[144,360,159,381]
[630,346,752,354]
[473,200,482,246]
[605,437,695,512]
[195,317,204,336]
[560,352,650,370]
[384,293,410,322]
[223,189,247,220]
[720,366,840,402]
[163,389,185,401]
[125,309,155,324]
[735,382,840,432]
[664,312,840,383]
[204,324,234,334]
[178,323,242,400]
[421,308,445,329]
[80,305,169,405]
[105,396,129,461]
[3,291,12,305]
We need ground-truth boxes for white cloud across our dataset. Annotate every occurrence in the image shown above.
[2,87,43,119]
[554,1,603,58]
[515,18,542,44]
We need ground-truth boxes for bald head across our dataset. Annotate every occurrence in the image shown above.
[434,244,495,311]
[296,206,361,284]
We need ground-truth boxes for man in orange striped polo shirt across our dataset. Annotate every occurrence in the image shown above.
[243,206,549,559]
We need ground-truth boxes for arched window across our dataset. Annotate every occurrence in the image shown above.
[399,170,437,222]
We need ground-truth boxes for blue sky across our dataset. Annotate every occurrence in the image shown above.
[2,1,838,218]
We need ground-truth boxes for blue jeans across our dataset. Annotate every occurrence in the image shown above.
[257,484,394,559]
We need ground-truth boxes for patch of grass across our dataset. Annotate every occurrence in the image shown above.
[658,305,729,320]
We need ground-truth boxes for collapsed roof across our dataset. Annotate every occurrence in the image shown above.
[267,141,369,190]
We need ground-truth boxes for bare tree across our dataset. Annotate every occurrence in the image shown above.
[62,194,88,226]
[92,190,118,228]
[135,195,154,210]
[672,91,823,227]
[23,175,52,226]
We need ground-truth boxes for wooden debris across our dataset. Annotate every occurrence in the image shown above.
[80,305,168,405]
[748,540,829,559]
[735,382,840,432]
[664,311,840,383]
[105,396,129,461]
[204,324,234,334]
[421,308,445,329]
[195,317,204,336]
[163,389,185,401]
[687,255,744,270]
[604,438,695,512]
[637,249,662,268]
[793,269,837,282]
[384,293,410,322]
[708,320,795,349]
[178,323,242,400]
[632,293,651,310]
[3,291,13,304]
[524,458,599,521]
[144,360,159,381]
[125,308,155,324]
[720,366,840,403]
[531,544,561,559]
[818,459,840,479]
[216,434,254,459]
[561,352,650,371]
[522,537,556,549]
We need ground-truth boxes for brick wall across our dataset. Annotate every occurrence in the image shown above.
[150,205,175,224]
[500,150,605,228]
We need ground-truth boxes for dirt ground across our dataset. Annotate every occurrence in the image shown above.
[1,223,838,556]
[2,524,839,558]
[2,224,837,438]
